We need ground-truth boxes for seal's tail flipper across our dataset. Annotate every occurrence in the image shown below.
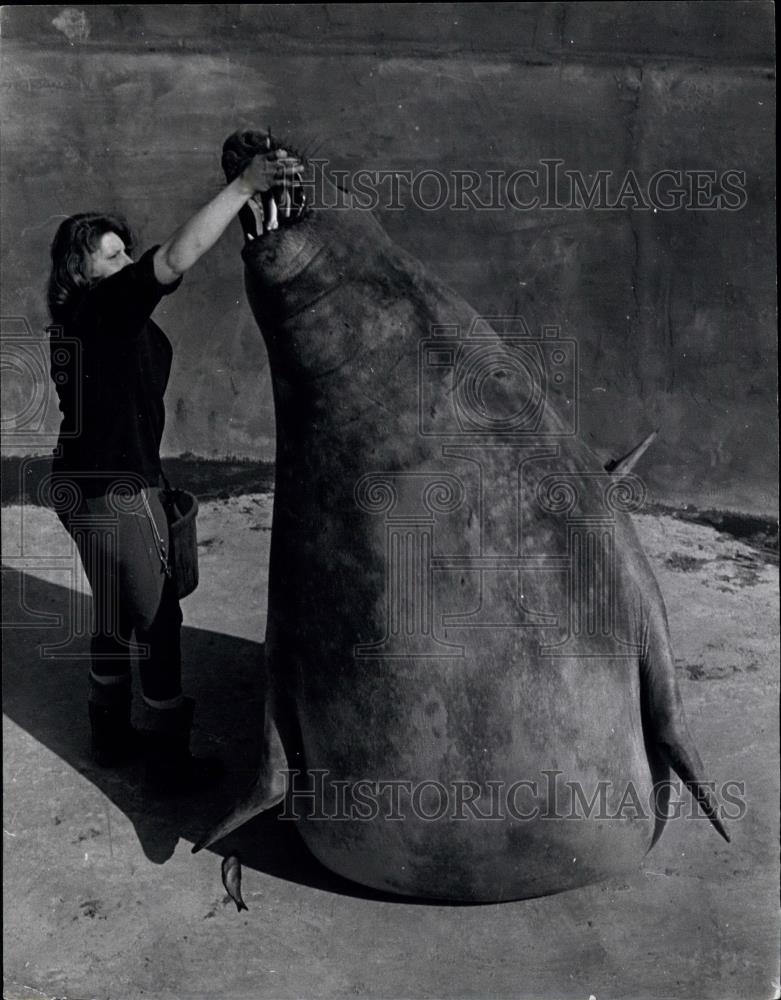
[657,731,730,844]
[606,430,658,475]
[642,608,730,845]
[192,714,289,853]
[192,768,287,853]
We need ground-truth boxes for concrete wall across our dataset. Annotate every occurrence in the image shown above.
[1,3,776,514]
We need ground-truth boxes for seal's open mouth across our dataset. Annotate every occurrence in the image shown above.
[223,129,308,241]
[242,181,307,240]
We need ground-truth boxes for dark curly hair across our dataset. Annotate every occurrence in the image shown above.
[47,213,135,323]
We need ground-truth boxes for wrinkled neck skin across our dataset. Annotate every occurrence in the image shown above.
[240,175,391,325]
[238,159,575,446]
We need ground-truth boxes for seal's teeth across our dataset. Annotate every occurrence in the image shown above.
[267,196,279,231]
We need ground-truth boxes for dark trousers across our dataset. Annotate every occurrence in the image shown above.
[59,485,183,704]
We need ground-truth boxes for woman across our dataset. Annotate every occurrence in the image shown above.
[47,145,301,794]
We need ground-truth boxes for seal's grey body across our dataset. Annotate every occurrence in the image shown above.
[195,133,727,901]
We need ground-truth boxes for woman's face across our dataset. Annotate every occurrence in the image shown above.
[86,231,133,280]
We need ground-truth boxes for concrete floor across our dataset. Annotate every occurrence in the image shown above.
[3,495,779,1000]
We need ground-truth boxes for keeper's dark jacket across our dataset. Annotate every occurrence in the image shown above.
[51,246,182,497]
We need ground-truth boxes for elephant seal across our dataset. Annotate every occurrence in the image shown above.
[194,131,728,902]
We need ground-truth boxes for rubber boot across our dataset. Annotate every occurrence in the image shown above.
[143,696,223,796]
[88,698,140,767]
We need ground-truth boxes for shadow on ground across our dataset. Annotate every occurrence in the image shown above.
[2,568,467,906]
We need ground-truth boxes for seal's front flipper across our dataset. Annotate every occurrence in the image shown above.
[606,430,658,475]
[641,605,730,846]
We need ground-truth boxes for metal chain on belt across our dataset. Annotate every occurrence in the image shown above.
[140,488,172,577]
